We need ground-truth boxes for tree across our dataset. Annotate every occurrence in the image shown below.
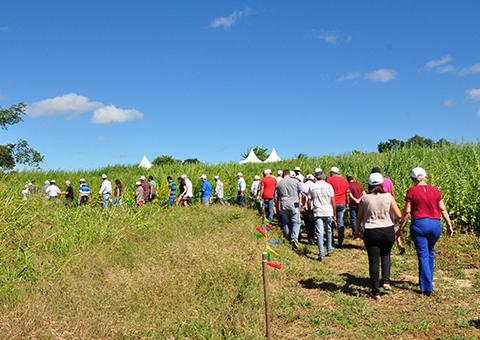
[241,146,269,161]
[378,135,451,153]
[152,155,180,166]
[183,158,200,165]
[296,153,308,160]
[0,102,44,170]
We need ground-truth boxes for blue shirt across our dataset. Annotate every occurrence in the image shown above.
[201,180,212,198]
[79,184,90,196]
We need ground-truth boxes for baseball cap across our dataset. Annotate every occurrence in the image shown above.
[294,166,301,171]
[277,170,283,176]
[140,175,146,181]
[50,179,56,184]
[314,167,322,174]
[65,180,71,185]
[264,169,272,175]
[200,174,207,179]
[254,175,261,180]
[44,180,50,184]
[410,167,427,180]
[181,174,187,179]
[330,167,340,174]
[101,174,107,179]
[79,178,86,183]
[135,181,141,186]
[237,172,243,177]
[368,173,384,186]
[306,174,314,180]
[214,175,220,180]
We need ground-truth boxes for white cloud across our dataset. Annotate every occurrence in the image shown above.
[210,8,250,29]
[443,99,456,108]
[477,109,480,118]
[90,105,143,124]
[364,69,397,83]
[337,72,362,81]
[466,88,480,101]
[0,26,10,33]
[27,93,103,118]
[436,64,454,74]
[96,135,108,143]
[425,55,452,70]
[459,63,480,76]
[316,30,352,44]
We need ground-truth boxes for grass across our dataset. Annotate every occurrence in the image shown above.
[0,201,478,338]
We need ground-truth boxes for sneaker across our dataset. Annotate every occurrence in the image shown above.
[317,256,324,262]
[422,291,433,297]
[291,239,299,249]
[372,294,381,301]
[382,284,392,291]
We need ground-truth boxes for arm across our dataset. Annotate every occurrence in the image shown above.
[331,196,337,220]
[355,202,364,237]
[390,196,402,222]
[400,201,411,230]
[439,199,454,236]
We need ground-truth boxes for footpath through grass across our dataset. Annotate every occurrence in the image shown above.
[0,204,479,338]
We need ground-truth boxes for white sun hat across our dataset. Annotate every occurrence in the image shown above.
[264,169,272,175]
[65,180,71,185]
[314,167,322,174]
[50,179,56,183]
[214,175,220,180]
[277,170,283,175]
[101,174,107,179]
[330,166,340,174]
[135,181,141,186]
[254,175,261,180]
[44,180,50,184]
[79,178,86,183]
[411,167,427,180]
[237,172,243,177]
[200,174,207,179]
[181,174,187,179]
[368,173,384,186]
[294,166,301,171]
[140,175,146,181]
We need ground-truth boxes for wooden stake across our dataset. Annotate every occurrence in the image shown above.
[262,252,272,339]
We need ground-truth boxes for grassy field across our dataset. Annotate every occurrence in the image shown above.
[0,200,478,338]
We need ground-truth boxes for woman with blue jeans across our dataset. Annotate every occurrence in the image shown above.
[400,167,454,296]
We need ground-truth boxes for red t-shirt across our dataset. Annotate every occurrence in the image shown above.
[326,176,350,205]
[261,176,277,199]
[405,185,442,220]
[348,181,364,207]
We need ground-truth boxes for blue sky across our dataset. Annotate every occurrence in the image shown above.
[1,0,479,170]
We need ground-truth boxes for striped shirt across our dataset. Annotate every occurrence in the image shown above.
[79,184,91,196]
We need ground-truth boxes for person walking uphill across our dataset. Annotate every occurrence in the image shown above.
[347,175,366,238]
[251,175,262,214]
[200,175,212,206]
[45,180,61,201]
[166,176,176,207]
[140,176,150,203]
[355,173,402,300]
[78,179,90,205]
[236,172,246,207]
[214,176,225,206]
[400,167,454,296]
[326,167,350,248]
[260,169,277,222]
[148,176,157,203]
[275,170,303,249]
[98,174,112,209]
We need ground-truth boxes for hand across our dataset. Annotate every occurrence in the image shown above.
[446,226,454,236]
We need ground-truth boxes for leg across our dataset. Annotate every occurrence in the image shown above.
[314,217,325,258]
[364,229,381,296]
[379,227,395,285]
[426,221,442,292]
[411,223,431,293]
[350,206,358,237]
[336,204,346,247]
[324,217,334,254]
[267,199,275,222]
[305,215,315,244]
[291,208,301,242]
[280,210,291,240]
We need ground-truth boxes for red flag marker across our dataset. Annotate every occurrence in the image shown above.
[256,227,267,238]
[267,262,282,270]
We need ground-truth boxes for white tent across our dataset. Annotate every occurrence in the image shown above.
[264,148,282,163]
[240,149,263,164]
[138,155,153,169]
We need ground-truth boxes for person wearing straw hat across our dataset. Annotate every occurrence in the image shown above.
[400,167,454,296]
[236,172,246,207]
[326,166,350,248]
[78,178,91,206]
[213,176,225,206]
[355,173,402,299]
[98,174,112,209]
[200,174,212,206]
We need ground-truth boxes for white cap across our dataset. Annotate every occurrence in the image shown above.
[101,174,107,179]
[330,166,340,174]
[79,178,86,183]
[306,174,314,180]
[28,182,33,186]
[200,174,207,179]
[214,175,220,180]
[65,180,71,185]
[290,171,296,177]
[314,168,322,174]
[368,173,384,186]
[237,172,243,177]
[44,180,50,184]
[135,181,141,186]
[277,170,283,176]
[50,179,56,183]
[411,167,427,180]
[264,169,272,175]
[140,175,146,181]
[181,174,187,179]
[294,166,301,171]
[254,175,261,180]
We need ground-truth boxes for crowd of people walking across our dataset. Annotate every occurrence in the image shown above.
[21,164,454,299]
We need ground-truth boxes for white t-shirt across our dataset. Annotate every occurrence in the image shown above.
[185,178,193,197]
[46,184,61,197]
[99,179,112,195]
[308,180,334,217]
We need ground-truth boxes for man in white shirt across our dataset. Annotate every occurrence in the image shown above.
[98,174,112,209]
[276,170,283,183]
[250,175,262,214]
[181,174,193,206]
[308,172,336,261]
[294,166,305,182]
[236,172,246,207]
[46,179,61,201]
[214,176,225,205]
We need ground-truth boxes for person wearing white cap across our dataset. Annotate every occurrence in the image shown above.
[135,181,145,206]
[250,175,262,214]
[294,166,304,182]
[275,169,303,249]
[326,166,350,248]
[301,174,316,245]
[78,178,91,206]
[400,167,454,296]
[355,172,402,300]
[260,169,278,222]
[21,184,29,200]
[200,175,212,206]
[42,180,50,199]
[98,174,112,209]
[236,172,246,207]
[276,170,284,183]
[213,176,225,206]
[178,174,193,206]
[139,175,150,203]
[45,180,61,201]
[60,180,74,206]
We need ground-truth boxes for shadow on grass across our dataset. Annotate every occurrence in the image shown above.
[299,273,417,297]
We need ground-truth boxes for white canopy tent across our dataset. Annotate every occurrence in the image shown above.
[239,149,263,164]
[264,148,282,163]
[138,155,153,169]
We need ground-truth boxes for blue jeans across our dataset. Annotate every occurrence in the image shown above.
[336,204,346,246]
[350,206,364,235]
[201,197,210,206]
[264,199,275,222]
[102,193,110,209]
[411,218,442,293]
[112,197,122,207]
[237,194,245,207]
[280,207,301,242]
[315,216,333,258]
[168,196,175,207]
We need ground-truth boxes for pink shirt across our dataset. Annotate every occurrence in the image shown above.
[382,177,394,195]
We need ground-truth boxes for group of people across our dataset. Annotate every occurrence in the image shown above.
[22,164,454,298]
